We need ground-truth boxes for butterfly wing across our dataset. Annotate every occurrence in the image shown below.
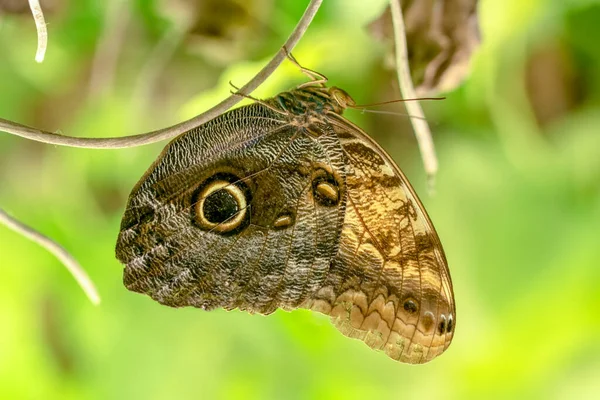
[302,114,455,364]
[116,103,347,315]
[116,91,455,364]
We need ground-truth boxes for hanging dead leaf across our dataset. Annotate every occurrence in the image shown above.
[369,0,480,95]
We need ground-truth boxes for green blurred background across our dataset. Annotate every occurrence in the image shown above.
[1,0,599,399]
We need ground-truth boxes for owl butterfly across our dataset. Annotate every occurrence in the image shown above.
[116,62,455,364]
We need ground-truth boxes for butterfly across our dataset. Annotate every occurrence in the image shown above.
[115,61,455,364]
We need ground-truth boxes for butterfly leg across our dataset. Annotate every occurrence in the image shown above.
[228,81,287,115]
[282,46,328,88]
[228,80,260,100]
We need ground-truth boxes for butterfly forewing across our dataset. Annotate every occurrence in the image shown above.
[117,103,346,314]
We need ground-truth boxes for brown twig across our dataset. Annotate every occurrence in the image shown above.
[389,0,439,192]
[88,0,131,97]
[130,14,191,125]
[0,0,323,149]
[0,208,101,305]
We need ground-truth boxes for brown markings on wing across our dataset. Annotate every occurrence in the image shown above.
[302,115,455,364]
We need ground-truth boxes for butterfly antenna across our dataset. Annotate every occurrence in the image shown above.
[357,108,428,121]
[350,97,446,108]
[350,97,445,123]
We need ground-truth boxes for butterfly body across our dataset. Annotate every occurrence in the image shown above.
[116,84,455,363]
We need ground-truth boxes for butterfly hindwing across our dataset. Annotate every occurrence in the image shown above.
[301,115,455,363]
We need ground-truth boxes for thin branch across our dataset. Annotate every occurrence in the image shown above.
[130,17,190,125]
[389,0,439,192]
[88,0,131,97]
[0,0,324,149]
[0,208,101,305]
[28,0,48,63]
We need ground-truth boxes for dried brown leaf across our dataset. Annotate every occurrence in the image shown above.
[369,0,480,95]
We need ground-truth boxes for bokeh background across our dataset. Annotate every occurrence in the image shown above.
[1,0,599,399]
